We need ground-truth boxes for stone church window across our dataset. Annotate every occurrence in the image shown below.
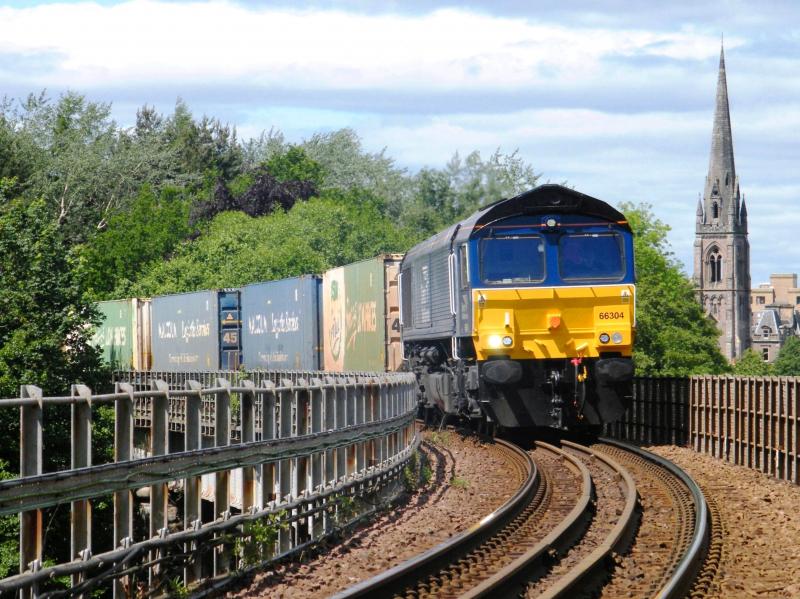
[712,202,719,219]
[708,249,722,284]
[763,347,769,361]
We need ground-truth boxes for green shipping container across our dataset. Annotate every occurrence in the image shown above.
[323,255,402,372]
[92,298,152,370]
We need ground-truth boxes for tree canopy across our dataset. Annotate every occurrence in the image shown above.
[619,203,729,376]
[773,336,800,376]
[732,349,773,376]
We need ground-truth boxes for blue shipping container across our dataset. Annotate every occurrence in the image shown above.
[240,276,321,370]
[151,289,241,371]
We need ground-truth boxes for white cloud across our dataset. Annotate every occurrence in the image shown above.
[0,1,730,90]
[0,1,797,284]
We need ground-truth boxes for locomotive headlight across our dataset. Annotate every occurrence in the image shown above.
[488,335,503,348]
[502,335,513,347]
[612,332,623,344]
[599,332,610,344]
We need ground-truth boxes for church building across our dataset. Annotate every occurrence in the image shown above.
[693,45,752,360]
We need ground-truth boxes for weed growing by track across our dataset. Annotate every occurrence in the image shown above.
[450,476,469,490]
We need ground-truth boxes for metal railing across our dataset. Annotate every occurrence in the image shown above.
[604,377,690,446]
[691,375,800,484]
[0,371,418,597]
[605,375,800,486]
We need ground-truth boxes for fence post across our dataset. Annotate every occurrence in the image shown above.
[113,382,134,599]
[241,380,256,513]
[19,385,43,599]
[214,378,232,575]
[278,379,294,552]
[261,381,276,506]
[70,384,93,590]
[310,378,324,539]
[184,380,203,586]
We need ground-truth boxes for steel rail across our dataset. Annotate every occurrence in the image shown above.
[459,441,593,598]
[599,437,710,599]
[0,410,415,515]
[331,438,538,599]
[536,439,639,599]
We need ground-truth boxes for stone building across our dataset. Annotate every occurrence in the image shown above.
[750,274,800,362]
[693,44,752,361]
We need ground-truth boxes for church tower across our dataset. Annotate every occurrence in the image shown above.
[693,44,751,360]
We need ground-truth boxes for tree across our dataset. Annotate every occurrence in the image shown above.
[77,186,192,299]
[0,197,110,579]
[0,92,184,238]
[773,336,800,376]
[266,145,325,186]
[127,189,415,296]
[0,197,106,399]
[300,128,410,216]
[732,349,773,376]
[620,203,729,376]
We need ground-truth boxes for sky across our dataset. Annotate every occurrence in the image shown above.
[0,0,798,285]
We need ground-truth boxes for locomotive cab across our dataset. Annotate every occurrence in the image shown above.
[400,185,635,430]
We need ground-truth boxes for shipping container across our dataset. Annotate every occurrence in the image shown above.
[322,254,402,372]
[240,276,322,370]
[150,289,241,371]
[92,298,151,370]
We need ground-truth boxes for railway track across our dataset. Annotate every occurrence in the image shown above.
[334,433,709,599]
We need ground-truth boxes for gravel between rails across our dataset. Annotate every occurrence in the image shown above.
[649,445,800,599]
[227,430,515,599]
[526,446,628,598]
[592,443,693,599]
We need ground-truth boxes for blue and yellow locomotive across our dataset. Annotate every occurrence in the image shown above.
[399,184,635,430]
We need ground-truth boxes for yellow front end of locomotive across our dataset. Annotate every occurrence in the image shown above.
[472,285,635,360]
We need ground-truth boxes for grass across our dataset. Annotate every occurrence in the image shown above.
[450,476,469,490]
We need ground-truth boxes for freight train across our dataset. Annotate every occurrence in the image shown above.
[92,184,634,431]
[92,256,402,374]
[400,184,635,430]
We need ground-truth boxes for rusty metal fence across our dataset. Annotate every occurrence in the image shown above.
[0,372,418,597]
[604,377,691,445]
[605,376,800,486]
[690,376,800,484]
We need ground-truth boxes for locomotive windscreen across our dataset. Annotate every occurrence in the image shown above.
[559,233,625,281]
[480,235,545,284]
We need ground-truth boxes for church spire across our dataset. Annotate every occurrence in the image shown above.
[704,43,737,209]
[693,41,751,362]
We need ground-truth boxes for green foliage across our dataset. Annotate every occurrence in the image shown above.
[0,198,106,399]
[420,462,432,486]
[236,512,288,567]
[0,461,18,578]
[733,349,774,376]
[0,197,110,576]
[773,336,800,376]
[427,430,452,447]
[620,203,729,376]
[128,190,415,296]
[266,146,324,186]
[402,451,420,493]
[77,186,191,299]
[335,495,359,525]
[402,149,540,239]
[450,476,469,490]
[300,128,409,213]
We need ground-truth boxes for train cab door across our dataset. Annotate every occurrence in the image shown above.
[456,243,472,337]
